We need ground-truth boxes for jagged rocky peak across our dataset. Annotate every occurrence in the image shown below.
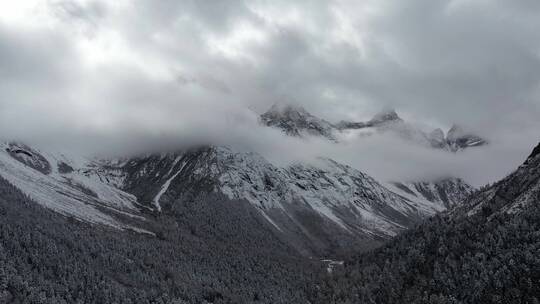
[454,141,540,218]
[337,108,403,131]
[260,105,487,153]
[523,141,540,165]
[369,109,403,125]
[446,124,487,151]
[260,104,337,140]
[428,128,446,148]
[262,103,310,119]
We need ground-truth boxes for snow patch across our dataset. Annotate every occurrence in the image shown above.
[152,160,187,212]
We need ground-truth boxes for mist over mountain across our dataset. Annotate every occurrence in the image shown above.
[1,1,539,303]
[1,0,539,187]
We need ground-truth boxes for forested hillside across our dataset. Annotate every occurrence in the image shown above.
[0,176,316,304]
[312,204,540,303]
[311,143,540,304]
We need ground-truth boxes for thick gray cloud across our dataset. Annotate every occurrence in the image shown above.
[0,0,539,186]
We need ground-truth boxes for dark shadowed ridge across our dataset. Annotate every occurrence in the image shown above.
[526,141,540,162]
[260,104,338,140]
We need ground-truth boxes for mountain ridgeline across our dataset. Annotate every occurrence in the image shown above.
[0,106,479,259]
[1,105,528,304]
[261,104,487,151]
[0,134,473,258]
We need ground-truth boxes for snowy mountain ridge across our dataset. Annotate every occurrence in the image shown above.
[261,104,488,152]
[0,113,481,249]
[0,142,150,233]
[0,137,475,254]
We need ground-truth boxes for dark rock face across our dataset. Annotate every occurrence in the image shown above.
[335,121,368,130]
[58,162,74,174]
[260,104,337,140]
[446,124,487,151]
[336,109,403,130]
[6,142,51,175]
[526,142,540,162]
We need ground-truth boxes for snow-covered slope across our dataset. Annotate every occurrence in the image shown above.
[0,142,147,232]
[387,178,474,211]
[0,139,476,254]
[96,146,472,244]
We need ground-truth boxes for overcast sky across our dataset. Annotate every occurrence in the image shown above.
[1,0,539,186]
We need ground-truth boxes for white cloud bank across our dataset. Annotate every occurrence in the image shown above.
[0,0,539,187]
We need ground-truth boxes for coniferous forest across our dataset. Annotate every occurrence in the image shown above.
[311,203,540,303]
[0,176,317,303]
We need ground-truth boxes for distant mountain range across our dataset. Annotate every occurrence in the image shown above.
[1,105,537,303]
[0,105,482,256]
[261,104,488,151]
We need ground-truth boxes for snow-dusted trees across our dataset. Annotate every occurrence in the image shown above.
[0,176,316,303]
[312,191,540,304]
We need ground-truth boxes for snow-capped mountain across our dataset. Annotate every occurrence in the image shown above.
[262,104,488,152]
[258,105,477,228]
[0,138,476,255]
[83,145,474,254]
[339,110,488,151]
[120,147,439,233]
[0,142,149,232]
[0,105,481,255]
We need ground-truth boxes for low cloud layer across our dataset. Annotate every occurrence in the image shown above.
[0,0,539,186]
